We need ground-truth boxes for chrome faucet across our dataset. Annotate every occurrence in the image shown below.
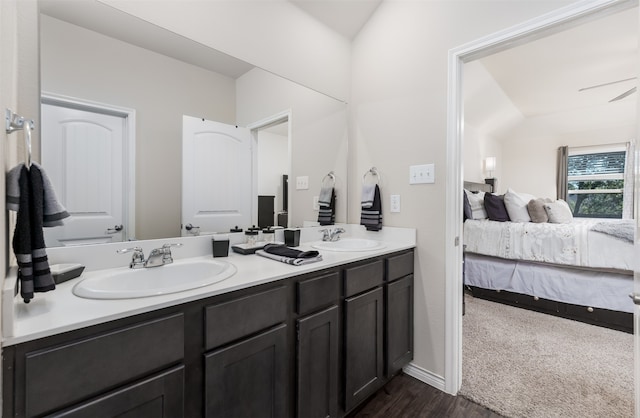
[117,247,146,269]
[117,243,183,269]
[320,227,346,242]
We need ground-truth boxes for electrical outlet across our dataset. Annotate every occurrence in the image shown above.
[390,195,401,213]
[409,164,435,184]
[296,176,309,190]
[313,196,319,210]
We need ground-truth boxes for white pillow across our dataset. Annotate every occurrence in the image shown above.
[544,200,573,224]
[504,188,536,222]
[464,190,487,220]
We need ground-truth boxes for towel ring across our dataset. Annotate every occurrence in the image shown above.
[322,171,336,187]
[362,167,381,185]
[5,109,34,169]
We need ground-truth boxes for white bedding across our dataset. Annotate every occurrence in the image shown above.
[463,219,635,272]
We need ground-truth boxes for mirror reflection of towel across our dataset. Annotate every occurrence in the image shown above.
[317,187,335,226]
[360,184,382,231]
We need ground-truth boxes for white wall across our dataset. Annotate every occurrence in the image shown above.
[463,124,503,191]
[100,0,351,102]
[40,15,237,239]
[463,60,523,193]
[236,68,348,227]
[350,0,573,383]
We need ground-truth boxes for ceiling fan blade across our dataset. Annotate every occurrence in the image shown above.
[609,86,637,102]
[579,77,637,92]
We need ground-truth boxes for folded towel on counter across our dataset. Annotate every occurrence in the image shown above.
[317,187,335,226]
[7,162,69,227]
[360,184,382,231]
[256,243,323,266]
[11,165,57,302]
[361,184,376,209]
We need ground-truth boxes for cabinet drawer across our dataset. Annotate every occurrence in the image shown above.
[50,366,184,418]
[386,251,414,282]
[297,272,340,315]
[25,313,184,417]
[204,286,287,350]
[344,260,384,297]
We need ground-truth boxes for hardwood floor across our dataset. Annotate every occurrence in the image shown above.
[347,373,502,418]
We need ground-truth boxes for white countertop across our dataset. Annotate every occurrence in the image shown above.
[2,225,415,346]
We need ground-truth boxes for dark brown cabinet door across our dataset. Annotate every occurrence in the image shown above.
[297,305,339,418]
[344,287,384,412]
[204,324,288,418]
[386,275,414,377]
[50,366,184,418]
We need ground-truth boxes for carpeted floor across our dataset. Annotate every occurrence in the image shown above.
[460,295,634,418]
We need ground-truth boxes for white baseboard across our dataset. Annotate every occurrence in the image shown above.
[402,362,447,393]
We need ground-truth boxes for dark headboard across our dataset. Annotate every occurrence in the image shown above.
[464,181,493,193]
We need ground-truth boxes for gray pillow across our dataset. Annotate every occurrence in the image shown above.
[527,198,550,223]
[544,200,573,224]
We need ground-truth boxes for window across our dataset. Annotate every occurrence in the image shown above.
[567,146,626,218]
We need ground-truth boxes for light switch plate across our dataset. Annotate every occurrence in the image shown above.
[313,196,319,210]
[390,195,401,213]
[409,164,435,184]
[296,176,309,190]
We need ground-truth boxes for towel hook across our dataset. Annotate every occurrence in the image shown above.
[362,167,381,185]
[5,109,34,169]
[322,171,336,187]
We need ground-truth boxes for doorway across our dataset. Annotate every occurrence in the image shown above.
[248,110,292,229]
[445,0,638,397]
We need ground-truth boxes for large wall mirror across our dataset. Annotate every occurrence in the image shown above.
[38,0,348,247]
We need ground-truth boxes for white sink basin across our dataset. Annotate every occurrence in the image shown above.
[312,238,386,252]
[73,259,236,300]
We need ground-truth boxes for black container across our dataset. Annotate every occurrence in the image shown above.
[284,229,300,247]
[212,236,230,257]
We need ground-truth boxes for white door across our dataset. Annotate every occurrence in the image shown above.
[182,116,253,235]
[41,103,126,246]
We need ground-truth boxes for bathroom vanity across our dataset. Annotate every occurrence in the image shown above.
[2,226,415,417]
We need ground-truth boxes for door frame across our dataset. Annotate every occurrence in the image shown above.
[246,109,293,227]
[40,92,136,241]
[444,0,637,395]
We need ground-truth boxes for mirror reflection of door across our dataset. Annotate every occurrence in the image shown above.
[182,116,253,235]
[41,99,131,247]
[256,121,289,228]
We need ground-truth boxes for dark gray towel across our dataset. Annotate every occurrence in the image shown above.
[360,184,382,231]
[257,244,323,266]
[263,243,319,259]
[13,165,56,303]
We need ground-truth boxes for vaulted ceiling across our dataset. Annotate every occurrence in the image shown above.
[465,6,638,141]
[479,7,638,118]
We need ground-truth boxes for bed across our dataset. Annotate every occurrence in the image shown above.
[463,181,636,333]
